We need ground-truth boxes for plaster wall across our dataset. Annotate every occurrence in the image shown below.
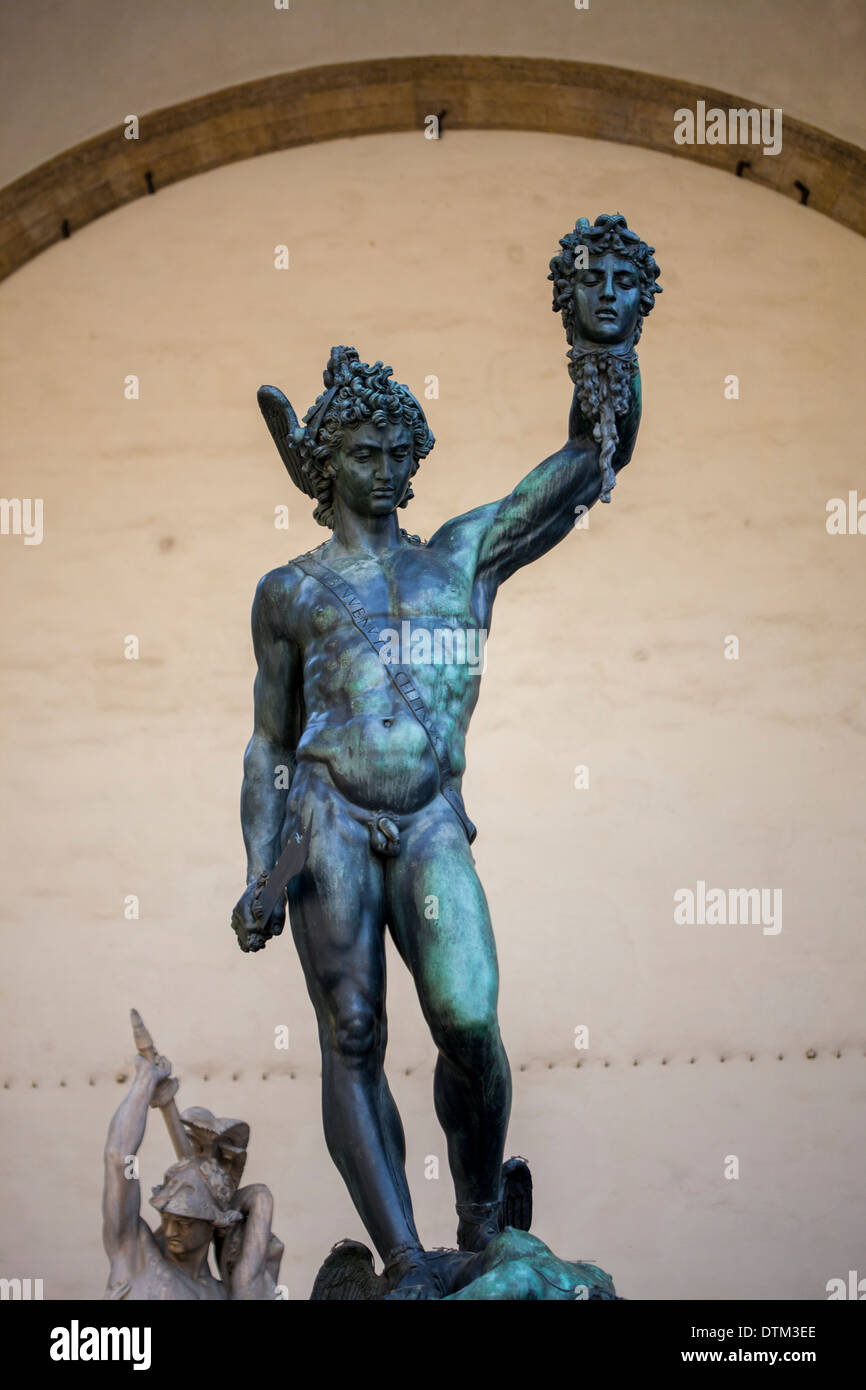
[0,128,864,1299]
[1,0,864,185]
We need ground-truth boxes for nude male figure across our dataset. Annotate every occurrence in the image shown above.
[231,215,660,1298]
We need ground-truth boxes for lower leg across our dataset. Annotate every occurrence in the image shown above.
[321,1045,421,1264]
[433,1024,512,1248]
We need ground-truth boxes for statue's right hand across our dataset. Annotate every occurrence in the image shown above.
[150,1053,178,1108]
[231,878,282,954]
[134,1052,175,1105]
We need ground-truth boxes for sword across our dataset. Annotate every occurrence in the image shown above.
[130,1008,193,1160]
[254,817,311,930]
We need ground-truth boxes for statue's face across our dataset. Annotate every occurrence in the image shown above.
[572,252,641,346]
[332,420,414,518]
[161,1213,213,1258]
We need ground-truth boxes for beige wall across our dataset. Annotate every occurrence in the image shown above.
[1,0,865,185]
[1,127,864,1299]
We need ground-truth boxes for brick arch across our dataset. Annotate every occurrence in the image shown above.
[2,54,864,281]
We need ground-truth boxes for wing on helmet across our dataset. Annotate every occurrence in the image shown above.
[257,385,315,499]
[500,1155,533,1232]
[310,1239,387,1301]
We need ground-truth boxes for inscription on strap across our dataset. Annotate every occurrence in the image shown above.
[293,548,476,844]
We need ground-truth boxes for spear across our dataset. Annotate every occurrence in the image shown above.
[130,1008,193,1160]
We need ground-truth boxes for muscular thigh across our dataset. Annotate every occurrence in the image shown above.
[286,770,386,1028]
[385,800,499,1029]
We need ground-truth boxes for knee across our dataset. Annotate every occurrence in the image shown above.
[431,1002,501,1069]
[331,1005,381,1068]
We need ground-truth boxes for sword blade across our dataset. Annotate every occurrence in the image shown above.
[257,817,311,927]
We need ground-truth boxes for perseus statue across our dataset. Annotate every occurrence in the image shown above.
[231,214,661,1299]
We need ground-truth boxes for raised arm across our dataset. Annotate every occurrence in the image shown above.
[429,370,641,598]
[232,570,302,952]
[102,1054,169,1266]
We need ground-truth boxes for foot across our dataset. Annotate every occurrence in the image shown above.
[455,1157,533,1251]
[456,1199,502,1253]
[383,1247,444,1301]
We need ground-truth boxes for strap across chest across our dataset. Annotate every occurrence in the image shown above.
[293,547,476,845]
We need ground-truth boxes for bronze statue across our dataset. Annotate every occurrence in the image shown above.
[102,1011,283,1300]
[231,215,660,1298]
[311,1229,620,1301]
[549,213,661,500]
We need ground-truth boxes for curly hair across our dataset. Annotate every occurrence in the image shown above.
[548,213,662,348]
[548,215,661,502]
[298,347,434,531]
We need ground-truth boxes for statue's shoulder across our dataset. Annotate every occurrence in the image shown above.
[255,559,308,606]
[251,563,312,644]
[427,502,499,559]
